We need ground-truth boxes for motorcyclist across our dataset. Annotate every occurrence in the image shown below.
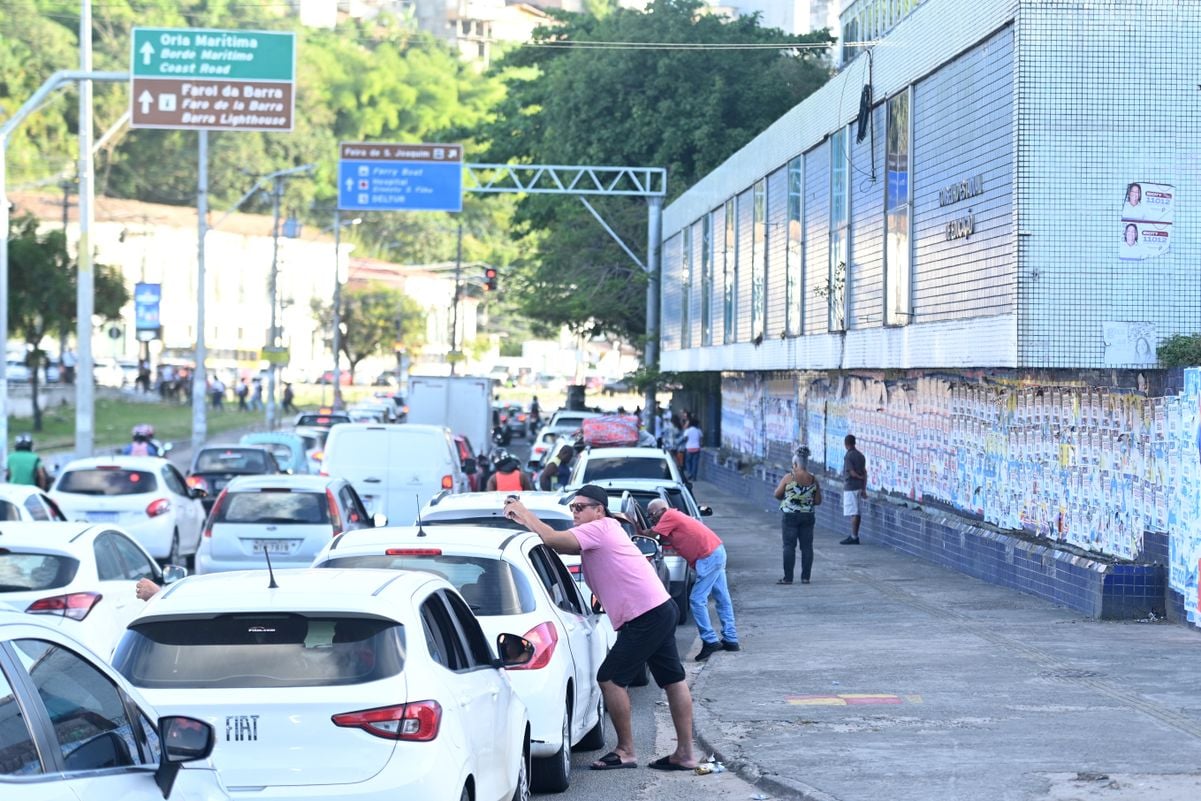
[6,434,51,490]
[122,424,160,457]
[486,449,533,492]
[528,396,542,433]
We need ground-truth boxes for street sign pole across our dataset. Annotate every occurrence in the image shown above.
[193,129,208,452]
[77,0,96,458]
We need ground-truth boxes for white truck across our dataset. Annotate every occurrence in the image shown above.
[405,375,495,458]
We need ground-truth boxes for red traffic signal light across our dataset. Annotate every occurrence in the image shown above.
[484,267,498,291]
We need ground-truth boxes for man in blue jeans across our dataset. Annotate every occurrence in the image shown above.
[647,499,739,661]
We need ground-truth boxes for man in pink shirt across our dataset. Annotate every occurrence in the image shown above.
[504,484,698,772]
[647,499,739,661]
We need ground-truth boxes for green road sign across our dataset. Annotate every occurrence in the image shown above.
[130,27,295,131]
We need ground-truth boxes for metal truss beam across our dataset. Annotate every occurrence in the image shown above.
[464,163,666,197]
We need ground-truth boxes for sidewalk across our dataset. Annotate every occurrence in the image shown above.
[687,478,1201,801]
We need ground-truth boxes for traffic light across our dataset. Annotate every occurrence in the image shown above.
[484,266,498,291]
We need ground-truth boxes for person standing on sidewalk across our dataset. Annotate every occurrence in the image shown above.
[680,418,703,482]
[840,434,868,544]
[504,485,698,772]
[773,447,822,583]
[647,498,739,660]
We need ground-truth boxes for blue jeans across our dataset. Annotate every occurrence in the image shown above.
[782,511,815,582]
[684,449,700,480]
[690,545,737,644]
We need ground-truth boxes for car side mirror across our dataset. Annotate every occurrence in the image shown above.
[372,512,388,528]
[630,534,661,557]
[160,442,174,455]
[188,487,208,499]
[161,565,188,584]
[462,457,478,475]
[155,716,215,797]
[496,633,535,668]
[699,505,713,517]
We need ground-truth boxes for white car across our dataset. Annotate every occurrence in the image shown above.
[313,524,607,792]
[50,456,207,565]
[113,568,533,801]
[564,445,687,488]
[0,522,186,657]
[195,475,374,574]
[0,612,227,801]
[0,483,68,522]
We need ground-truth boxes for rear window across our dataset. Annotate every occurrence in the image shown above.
[257,444,295,470]
[295,414,348,427]
[57,468,157,495]
[0,552,79,591]
[319,554,535,616]
[582,457,673,482]
[422,513,574,532]
[0,501,20,521]
[194,449,273,474]
[214,491,329,525]
[114,614,404,689]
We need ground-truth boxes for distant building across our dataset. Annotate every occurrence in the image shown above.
[695,1,840,34]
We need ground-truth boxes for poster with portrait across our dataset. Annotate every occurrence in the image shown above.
[1103,321,1157,366]
[1119,181,1174,260]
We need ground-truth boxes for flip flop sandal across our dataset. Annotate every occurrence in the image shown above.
[648,755,694,772]
[591,751,637,770]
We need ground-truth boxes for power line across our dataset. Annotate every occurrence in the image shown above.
[522,40,838,51]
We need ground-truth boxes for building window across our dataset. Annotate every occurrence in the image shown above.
[885,89,911,326]
[786,156,803,336]
[701,213,713,346]
[751,179,766,342]
[828,127,849,332]
[682,226,692,349]
[723,200,736,344]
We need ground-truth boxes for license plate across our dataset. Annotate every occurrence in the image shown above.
[89,511,118,522]
[251,540,294,554]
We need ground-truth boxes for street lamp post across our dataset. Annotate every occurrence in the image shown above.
[331,211,361,409]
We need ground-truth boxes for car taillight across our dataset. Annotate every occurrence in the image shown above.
[312,450,325,463]
[441,474,453,489]
[146,498,171,517]
[326,489,343,536]
[566,564,581,577]
[517,413,527,422]
[26,592,101,621]
[507,621,558,671]
[186,475,209,492]
[203,489,229,537]
[332,701,441,741]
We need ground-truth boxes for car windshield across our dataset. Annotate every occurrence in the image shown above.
[0,553,79,591]
[319,554,535,616]
[215,491,330,525]
[194,449,273,474]
[114,614,404,689]
[421,513,574,532]
[255,443,295,470]
[57,468,157,495]
[582,457,674,482]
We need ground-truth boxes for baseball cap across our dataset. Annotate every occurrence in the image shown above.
[570,484,611,515]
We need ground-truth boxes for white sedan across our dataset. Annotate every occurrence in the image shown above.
[0,522,186,657]
[0,612,227,801]
[112,568,533,801]
[50,456,207,565]
[0,483,68,522]
[314,524,608,792]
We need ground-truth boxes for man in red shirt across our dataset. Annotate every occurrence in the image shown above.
[647,499,739,661]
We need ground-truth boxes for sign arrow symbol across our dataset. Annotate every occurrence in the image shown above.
[344,178,353,191]
[138,90,154,114]
[140,41,155,65]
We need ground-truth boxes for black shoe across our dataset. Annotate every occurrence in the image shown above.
[721,640,741,652]
[839,536,860,545]
[694,641,722,661]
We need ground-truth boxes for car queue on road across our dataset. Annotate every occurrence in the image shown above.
[1,397,710,800]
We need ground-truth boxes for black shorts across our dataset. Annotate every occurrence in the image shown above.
[596,600,685,688]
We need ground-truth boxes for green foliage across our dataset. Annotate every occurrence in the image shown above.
[1156,335,1201,367]
[478,0,833,343]
[311,283,426,380]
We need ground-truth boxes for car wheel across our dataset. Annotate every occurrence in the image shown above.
[532,704,571,792]
[576,696,606,751]
[511,733,531,801]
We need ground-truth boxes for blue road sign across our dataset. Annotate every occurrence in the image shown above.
[337,142,462,212]
[134,282,162,331]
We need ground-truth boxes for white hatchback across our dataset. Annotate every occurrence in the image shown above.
[50,456,207,565]
[0,483,68,522]
[112,568,533,801]
[313,525,608,793]
[0,612,227,801]
[0,522,186,657]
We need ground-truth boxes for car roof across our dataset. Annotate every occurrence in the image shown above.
[196,443,273,453]
[579,446,671,459]
[423,490,571,516]
[0,483,42,501]
[326,524,534,558]
[585,477,687,491]
[0,521,104,549]
[328,423,449,436]
[147,568,442,616]
[222,475,341,492]
[58,455,169,470]
[241,432,304,445]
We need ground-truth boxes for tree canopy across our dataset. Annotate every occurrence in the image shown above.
[311,283,426,381]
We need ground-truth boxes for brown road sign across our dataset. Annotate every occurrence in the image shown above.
[131,77,293,131]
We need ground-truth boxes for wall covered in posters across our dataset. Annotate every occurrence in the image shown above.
[721,369,1201,625]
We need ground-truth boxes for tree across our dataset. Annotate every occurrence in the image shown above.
[311,284,426,382]
[6,214,129,431]
[478,0,833,342]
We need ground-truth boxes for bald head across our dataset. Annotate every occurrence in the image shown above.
[647,499,669,521]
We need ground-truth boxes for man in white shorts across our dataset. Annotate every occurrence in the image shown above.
[840,434,868,544]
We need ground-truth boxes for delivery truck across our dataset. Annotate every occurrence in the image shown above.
[405,375,494,460]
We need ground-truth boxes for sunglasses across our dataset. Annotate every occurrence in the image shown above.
[569,502,602,513]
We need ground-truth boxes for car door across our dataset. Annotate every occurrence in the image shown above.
[91,533,140,655]
[160,465,201,554]
[107,533,163,640]
[0,649,67,799]
[5,637,163,801]
[526,544,599,743]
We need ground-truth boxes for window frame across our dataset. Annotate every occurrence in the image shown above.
[884,87,913,326]
[828,126,850,332]
[786,156,804,336]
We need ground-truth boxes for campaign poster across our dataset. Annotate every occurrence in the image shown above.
[1119,181,1174,260]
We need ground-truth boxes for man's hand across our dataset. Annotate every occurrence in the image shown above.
[135,578,161,601]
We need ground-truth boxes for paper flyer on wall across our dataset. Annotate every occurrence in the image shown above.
[1119,181,1173,260]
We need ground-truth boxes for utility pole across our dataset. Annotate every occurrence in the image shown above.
[644,197,662,434]
[266,174,283,430]
[193,130,208,452]
[332,210,344,410]
[450,218,463,376]
[75,0,96,458]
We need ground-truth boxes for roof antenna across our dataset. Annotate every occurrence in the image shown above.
[415,494,427,538]
[263,546,279,589]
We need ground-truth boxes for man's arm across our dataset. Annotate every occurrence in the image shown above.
[504,498,581,554]
[538,464,556,491]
